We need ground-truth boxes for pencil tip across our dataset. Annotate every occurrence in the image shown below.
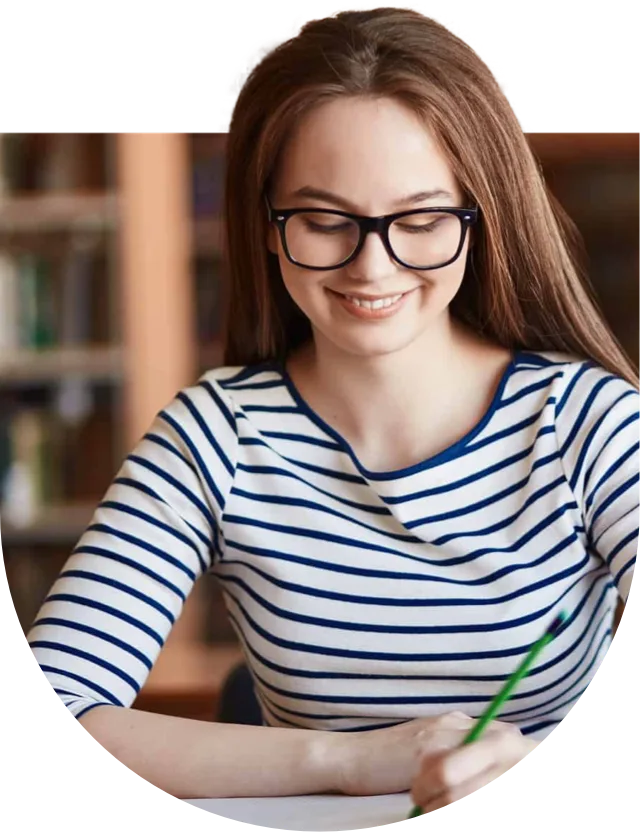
[548,611,568,637]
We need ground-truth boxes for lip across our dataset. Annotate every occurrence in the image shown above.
[331,289,417,301]
[328,287,417,320]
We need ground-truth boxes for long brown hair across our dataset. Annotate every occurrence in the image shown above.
[222,7,637,386]
[223,6,640,629]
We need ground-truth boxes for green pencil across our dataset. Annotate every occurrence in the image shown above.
[407,611,567,819]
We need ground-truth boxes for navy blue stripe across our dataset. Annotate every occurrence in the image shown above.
[224,531,585,587]
[106,480,212,551]
[124,453,219,529]
[55,570,174,624]
[238,438,366,484]
[260,431,344,451]
[559,374,616,457]
[218,571,568,635]
[223,586,577,663]
[605,544,640,584]
[463,404,554,457]
[143,432,198,475]
[508,634,609,719]
[34,645,139,694]
[492,581,611,718]
[38,665,122,706]
[218,553,597,612]
[236,462,388,514]
[198,379,237,433]
[226,504,579,572]
[585,442,639,512]
[229,582,610,718]
[427,476,566,541]
[33,617,153,670]
[225,378,286,390]
[583,411,639,493]
[114,474,217,546]
[590,473,639,530]
[241,404,301,414]
[521,720,560,736]
[71,546,186,602]
[98,499,208,573]
[86,523,197,581]
[43,589,167,644]
[571,390,638,491]
[75,701,111,719]
[223,574,607,683]
[385,428,558,505]
[229,486,420,544]
[555,362,593,417]
[498,373,563,408]
[175,390,235,477]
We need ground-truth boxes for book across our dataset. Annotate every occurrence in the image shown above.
[0,250,20,352]
[0,404,65,528]
[17,252,57,348]
[0,133,26,192]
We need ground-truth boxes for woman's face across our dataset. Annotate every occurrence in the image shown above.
[267,96,472,359]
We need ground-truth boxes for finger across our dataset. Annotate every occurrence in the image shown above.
[440,726,524,783]
[412,730,521,805]
[419,763,507,814]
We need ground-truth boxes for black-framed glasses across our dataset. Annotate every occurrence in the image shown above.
[265,194,478,271]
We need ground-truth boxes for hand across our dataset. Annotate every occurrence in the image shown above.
[332,711,481,796]
[410,720,538,813]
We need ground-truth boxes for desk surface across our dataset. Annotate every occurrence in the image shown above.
[177,794,640,832]
[177,729,640,832]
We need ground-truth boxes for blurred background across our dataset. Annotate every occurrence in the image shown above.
[0,133,638,721]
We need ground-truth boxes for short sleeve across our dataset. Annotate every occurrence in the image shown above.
[27,373,238,719]
[554,361,639,602]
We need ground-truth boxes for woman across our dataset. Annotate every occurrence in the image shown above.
[27,7,637,813]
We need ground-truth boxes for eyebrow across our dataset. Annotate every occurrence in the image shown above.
[289,186,456,210]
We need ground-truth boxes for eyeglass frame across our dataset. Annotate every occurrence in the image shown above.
[264,194,479,271]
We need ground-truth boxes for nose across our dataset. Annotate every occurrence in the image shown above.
[346,228,397,282]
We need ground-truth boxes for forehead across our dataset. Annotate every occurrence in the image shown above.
[274,96,460,205]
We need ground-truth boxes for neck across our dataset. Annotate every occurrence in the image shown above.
[292,313,484,448]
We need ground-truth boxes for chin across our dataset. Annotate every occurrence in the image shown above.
[318,327,423,360]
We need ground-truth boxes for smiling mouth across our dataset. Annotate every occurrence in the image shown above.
[329,288,416,310]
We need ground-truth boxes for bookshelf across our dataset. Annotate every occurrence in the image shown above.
[0,134,241,720]
[1,132,636,720]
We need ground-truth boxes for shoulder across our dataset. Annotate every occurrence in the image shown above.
[514,351,638,451]
[162,361,284,425]
[155,363,268,440]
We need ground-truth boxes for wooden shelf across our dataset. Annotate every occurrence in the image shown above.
[1,501,95,546]
[142,643,243,694]
[0,191,119,234]
[527,133,639,163]
[0,345,124,384]
[134,643,243,721]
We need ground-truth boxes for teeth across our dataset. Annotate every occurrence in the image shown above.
[344,294,403,309]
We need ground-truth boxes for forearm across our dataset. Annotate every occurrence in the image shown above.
[78,705,342,799]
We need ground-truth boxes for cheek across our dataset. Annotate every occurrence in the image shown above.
[279,263,324,311]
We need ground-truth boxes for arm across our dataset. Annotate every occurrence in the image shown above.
[77,705,339,799]
[28,377,328,799]
[554,362,639,602]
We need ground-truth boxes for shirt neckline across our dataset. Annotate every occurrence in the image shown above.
[272,349,524,481]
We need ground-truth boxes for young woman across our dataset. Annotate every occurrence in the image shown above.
[27,7,638,813]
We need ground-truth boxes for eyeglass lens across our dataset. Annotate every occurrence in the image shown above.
[283,211,464,268]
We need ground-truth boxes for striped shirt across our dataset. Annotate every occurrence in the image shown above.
[28,350,639,741]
